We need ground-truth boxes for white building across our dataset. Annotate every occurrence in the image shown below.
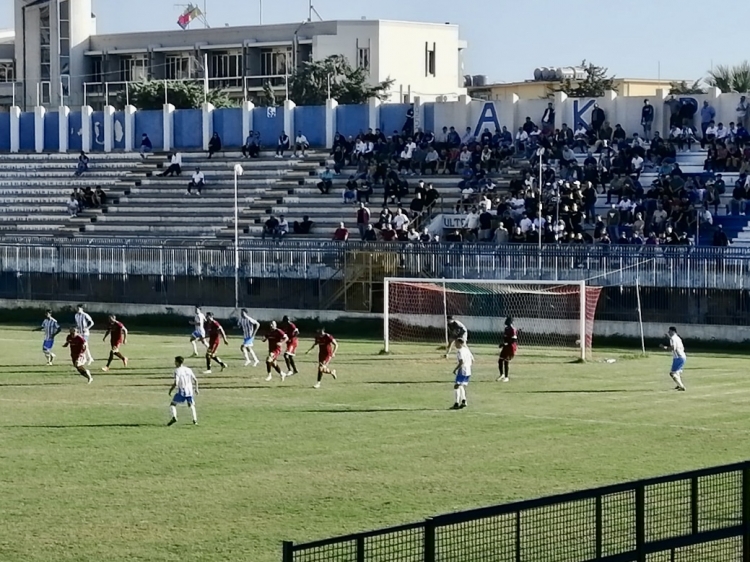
[3,0,467,110]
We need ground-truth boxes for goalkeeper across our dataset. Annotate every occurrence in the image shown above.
[445,316,468,359]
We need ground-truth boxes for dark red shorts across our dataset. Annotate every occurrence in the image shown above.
[208,338,220,355]
[500,345,517,361]
[286,339,299,355]
[318,353,333,366]
[268,348,282,361]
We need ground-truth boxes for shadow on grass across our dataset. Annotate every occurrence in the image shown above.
[4,423,158,429]
[519,389,652,394]
[299,407,441,414]
[0,382,69,387]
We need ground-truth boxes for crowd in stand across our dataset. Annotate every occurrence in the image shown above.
[67,185,107,217]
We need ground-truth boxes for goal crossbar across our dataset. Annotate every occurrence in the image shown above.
[383,278,591,360]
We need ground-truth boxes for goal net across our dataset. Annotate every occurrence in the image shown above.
[383,278,603,360]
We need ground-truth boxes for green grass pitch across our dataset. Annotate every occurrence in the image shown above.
[0,326,748,562]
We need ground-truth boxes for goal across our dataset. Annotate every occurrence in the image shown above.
[383,278,603,360]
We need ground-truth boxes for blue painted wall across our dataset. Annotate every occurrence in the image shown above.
[113,112,126,150]
[253,106,284,146]
[91,111,105,152]
[19,112,35,152]
[423,103,435,134]
[294,105,326,146]
[335,105,369,139]
[0,113,9,152]
[380,103,411,136]
[213,108,242,148]
[44,112,59,152]
[173,109,202,149]
[68,111,82,152]
[135,110,164,150]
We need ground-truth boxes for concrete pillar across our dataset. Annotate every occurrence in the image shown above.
[34,106,46,153]
[242,100,255,144]
[368,97,381,131]
[283,99,296,139]
[124,105,136,152]
[58,105,70,153]
[163,103,175,152]
[455,94,472,135]
[9,106,20,153]
[103,105,115,153]
[412,96,424,133]
[325,98,338,149]
[202,102,215,151]
[80,105,93,152]
[498,93,518,133]
[654,88,669,138]
[602,90,618,130]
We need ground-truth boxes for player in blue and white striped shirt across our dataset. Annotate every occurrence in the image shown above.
[34,310,61,365]
[238,309,260,367]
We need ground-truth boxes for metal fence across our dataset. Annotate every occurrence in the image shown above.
[1,241,750,290]
[283,460,750,562]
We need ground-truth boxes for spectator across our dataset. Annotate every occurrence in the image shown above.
[139,133,152,158]
[208,132,222,159]
[160,152,182,177]
[242,131,260,158]
[293,215,314,234]
[317,166,334,194]
[74,151,89,176]
[276,215,289,239]
[424,145,439,174]
[591,103,605,134]
[712,224,729,246]
[187,167,205,196]
[67,194,79,217]
[381,223,397,242]
[419,227,432,243]
[605,204,620,240]
[357,181,373,203]
[478,209,494,241]
[362,223,378,241]
[493,223,509,244]
[356,203,371,240]
[294,131,309,157]
[93,185,107,208]
[262,215,280,240]
[343,180,357,204]
[425,183,440,209]
[541,102,555,134]
[409,192,425,220]
[276,131,291,158]
[392,208,409,231]
[515,128,529,154]
[641,99,654,138]
[738,96,749,130]
[332,222,349,241]
[700,101,716,139]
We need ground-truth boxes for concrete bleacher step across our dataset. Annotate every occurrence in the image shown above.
[81,223,224,235]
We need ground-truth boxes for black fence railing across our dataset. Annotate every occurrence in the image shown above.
[282,461,750,562]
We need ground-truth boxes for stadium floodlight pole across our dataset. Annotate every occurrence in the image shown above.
[233,164,244,311]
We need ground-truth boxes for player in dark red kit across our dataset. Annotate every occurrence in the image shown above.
[262,320,288,382]
[101,314,129,372]
[305,328,339,389]
[62,327,93,383]
[281,315,300,377]
[203,312,229,374]
[497,316,518,382]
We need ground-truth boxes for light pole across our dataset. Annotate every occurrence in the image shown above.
[233,163,244,311]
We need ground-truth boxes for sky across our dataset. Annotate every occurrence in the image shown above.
[2,0,750,84]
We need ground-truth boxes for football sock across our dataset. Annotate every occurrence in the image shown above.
[78,368,89,379]
[454,388,461,404]
[189,404,197,423]
[459,387,467,403]
[673,373,685,389]
[170,405,177,420]
[288,357,297,372]
[284,356,291,370]
[249,349,258,363]
[106,351,114,367]
[205,356,211,370]
[242,348,250,361]
[273,364,282,374]
[191,341,198,354]
[317,370,323,383]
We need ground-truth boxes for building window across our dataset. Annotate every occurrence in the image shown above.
[357,47,370,71]
[90,58,102,82]
[425,42,436,77]
[39,5,51,81]
[119,57,148,82]
[0,62,14,82]
[260,48,291,76]
[166,55,193,80]
[210,52,242,78]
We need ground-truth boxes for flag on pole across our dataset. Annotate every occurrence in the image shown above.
[177,5,202,30]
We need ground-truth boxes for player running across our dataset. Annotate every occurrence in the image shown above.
[189,306,208,356]
[62,327,93,383]
[497,316,518,382]
[451,338,474,409]
[238,309,260,367]
[74,304,95,365]
[101,314,129,372]
[306,328,338,389]
[445,315,468,359]
[34,310,61,365]
[168,356,198,426]
[281,315,300,377]
[204,312,229,374]
[262,321,289,381]
[661,326,687,391]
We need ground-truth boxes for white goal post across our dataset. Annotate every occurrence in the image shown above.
[383,278,603,360]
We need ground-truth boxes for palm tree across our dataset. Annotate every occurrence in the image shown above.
[706,62,750,93]
[669,80,706,95]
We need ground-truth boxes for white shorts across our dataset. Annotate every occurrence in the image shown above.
[192,330,206,339]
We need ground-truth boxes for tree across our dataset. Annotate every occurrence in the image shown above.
[256,81,277,108]
[114,80,236,110]
[706,62,750,93]
[287,55,393,106]
[547,60,617,98]
[669,80,706,95]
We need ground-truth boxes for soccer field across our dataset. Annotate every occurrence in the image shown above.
[0,327,749,562]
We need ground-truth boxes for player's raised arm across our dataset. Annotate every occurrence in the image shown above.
[121,325,128,344]
[331,338,339,357]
